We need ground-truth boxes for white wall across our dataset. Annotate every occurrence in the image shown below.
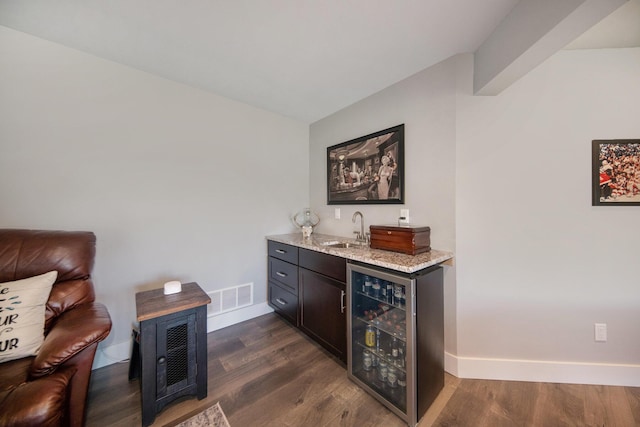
[456,48,640,385]
[311,47,640,386]
[309,58,458,356]
[0,26,308,365]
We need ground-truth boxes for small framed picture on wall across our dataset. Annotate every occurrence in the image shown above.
[592,139,640,206]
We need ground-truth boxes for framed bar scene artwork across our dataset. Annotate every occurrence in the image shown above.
[592,139,640,206]
[327,124,404,205]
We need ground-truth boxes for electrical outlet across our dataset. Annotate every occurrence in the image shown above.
[399,209,410,225]
[334,208,341,220]
[594,323,607,342]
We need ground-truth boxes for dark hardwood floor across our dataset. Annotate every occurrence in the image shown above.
[86,313,640,427]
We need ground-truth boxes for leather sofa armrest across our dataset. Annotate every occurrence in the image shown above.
[0,365,77,427]
[30,302,112,378]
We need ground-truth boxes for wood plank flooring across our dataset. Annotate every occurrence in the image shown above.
[86,313,640,427]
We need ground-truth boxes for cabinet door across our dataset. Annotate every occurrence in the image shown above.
[156,312,197,399]
[299,268,346,362]
[347,265,412,418]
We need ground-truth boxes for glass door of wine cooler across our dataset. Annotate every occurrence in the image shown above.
[347,263,416,426]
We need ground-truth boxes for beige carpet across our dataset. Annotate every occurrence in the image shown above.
[175,402,230,427]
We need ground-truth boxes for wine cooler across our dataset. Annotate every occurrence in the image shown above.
[347,262,444,427]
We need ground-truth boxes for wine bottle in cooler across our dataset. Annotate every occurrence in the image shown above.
[390,334,400,365]
[365,303,391,320]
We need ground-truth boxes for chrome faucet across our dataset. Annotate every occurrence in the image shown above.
[352,211,369,243]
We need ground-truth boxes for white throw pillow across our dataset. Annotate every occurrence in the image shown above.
[0,270,57,363]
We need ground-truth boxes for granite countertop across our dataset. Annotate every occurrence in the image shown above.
[266,233,454,274]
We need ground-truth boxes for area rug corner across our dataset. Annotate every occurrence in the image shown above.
[175,402,231,427]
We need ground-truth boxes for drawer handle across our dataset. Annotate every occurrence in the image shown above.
[387,231,392,235]
[275,298,287,306]
[275,249,286,254]
[276,271,287,278]
[340,290,346,314]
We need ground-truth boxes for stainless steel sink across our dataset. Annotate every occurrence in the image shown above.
[322,241,367,249]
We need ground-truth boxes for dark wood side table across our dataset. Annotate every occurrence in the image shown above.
[135,282,211,427]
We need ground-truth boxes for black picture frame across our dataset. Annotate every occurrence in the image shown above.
[592,139,640,206]
[327,124,404,205]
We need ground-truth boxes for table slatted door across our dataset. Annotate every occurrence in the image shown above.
[156,312,197,399]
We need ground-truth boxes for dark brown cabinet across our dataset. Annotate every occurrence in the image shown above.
[267,241,347,363]
[266,236,446,425]
[267,241,299,325]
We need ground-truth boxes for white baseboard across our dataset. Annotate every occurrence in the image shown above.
[92,303,275,369]
[94,316,639,386]
[444,351,459,377]
[445,352,640,387]
[93,340,131,370]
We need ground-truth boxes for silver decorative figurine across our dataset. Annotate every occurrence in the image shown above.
[293,208,320,238]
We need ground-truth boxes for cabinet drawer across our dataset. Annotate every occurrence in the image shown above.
[268,241,298,264]
[268,281,298,325]
[299,248,346,283]
[269,257,298,294]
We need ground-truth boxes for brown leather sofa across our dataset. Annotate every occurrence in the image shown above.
[0,229,112,427]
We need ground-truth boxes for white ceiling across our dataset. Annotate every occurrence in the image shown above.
[0,0,637,123]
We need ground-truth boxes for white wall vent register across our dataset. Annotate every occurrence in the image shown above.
[207,283,253,317]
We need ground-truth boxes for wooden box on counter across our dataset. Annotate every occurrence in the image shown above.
[369,224,431,255]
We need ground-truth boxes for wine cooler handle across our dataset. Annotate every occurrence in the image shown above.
[275,298,287,306]
[340,290,346,313]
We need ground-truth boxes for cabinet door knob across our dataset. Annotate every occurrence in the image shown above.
[157,356,166,365]
[275,298,287,306]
